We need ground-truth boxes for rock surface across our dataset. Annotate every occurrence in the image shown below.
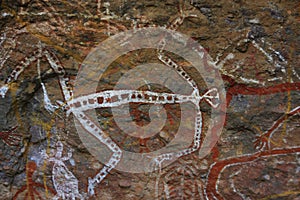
[0,0,299,199]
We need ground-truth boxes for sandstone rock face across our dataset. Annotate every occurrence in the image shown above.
[0,0,299,199]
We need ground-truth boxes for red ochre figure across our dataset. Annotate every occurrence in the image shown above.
[13,161,56,200]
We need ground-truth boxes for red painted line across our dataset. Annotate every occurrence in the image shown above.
[262,106,300,140]
[206,147,300,200]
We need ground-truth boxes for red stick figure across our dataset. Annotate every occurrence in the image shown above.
[13,161,56,200]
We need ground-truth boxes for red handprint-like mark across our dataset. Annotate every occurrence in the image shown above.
[0,126,22,146]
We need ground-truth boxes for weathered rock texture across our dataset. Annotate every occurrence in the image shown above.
[0,0,299,199]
